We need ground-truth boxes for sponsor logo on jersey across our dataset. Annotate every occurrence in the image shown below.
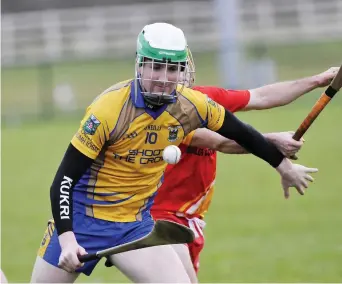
[75,131,100,152]
[83,114,101,135]
[207,97,217,107]
[123,131,138,140]
[144,125,161,131]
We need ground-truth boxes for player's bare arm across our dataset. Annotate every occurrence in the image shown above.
[211,109,317,198]
[50,144,93,272]
[190,129,304,158]
[245,67,339,110]
[190,128,248,154]
[264,131,304,157]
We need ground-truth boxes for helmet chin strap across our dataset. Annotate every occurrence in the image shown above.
[143,95,164,107]
[143,91,176,107]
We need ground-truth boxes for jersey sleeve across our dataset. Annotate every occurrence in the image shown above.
[182,130,196,146]
[193,86,250,112]
[71,104,111,159]
[185,88,225,132]
[206,96,225,131]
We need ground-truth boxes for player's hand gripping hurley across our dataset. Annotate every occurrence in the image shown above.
[78,220,195,263]
[291,64,342,159]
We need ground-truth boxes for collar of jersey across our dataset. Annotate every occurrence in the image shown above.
[130,80,145,108]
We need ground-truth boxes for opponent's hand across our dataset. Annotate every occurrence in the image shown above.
[58,231,87,273]
[266,131,304,158]
[276,158,318,199]
[314,67,339,87]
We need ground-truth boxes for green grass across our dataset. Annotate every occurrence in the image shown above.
[2,41,342,282]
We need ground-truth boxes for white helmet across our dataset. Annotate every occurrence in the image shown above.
[135,23,194,105]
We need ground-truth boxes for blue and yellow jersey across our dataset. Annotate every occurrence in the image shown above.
[71,79,225,222]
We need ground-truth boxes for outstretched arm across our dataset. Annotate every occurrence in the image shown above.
[190,128,248,154]
[215,109,284,167]
[245,67,339,110]
[190,129,303,158]
[210,109,317,198]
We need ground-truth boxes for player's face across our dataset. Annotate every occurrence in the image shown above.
[139,59,182,95]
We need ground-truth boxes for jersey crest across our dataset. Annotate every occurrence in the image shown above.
[83,114,101,135]
[168,125,181,142]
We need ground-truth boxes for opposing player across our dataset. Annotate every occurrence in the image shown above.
[30,23,318,283]
[149,52,338,280]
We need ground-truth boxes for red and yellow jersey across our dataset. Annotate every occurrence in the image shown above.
[151,86,250,219]
[70,81,225,222]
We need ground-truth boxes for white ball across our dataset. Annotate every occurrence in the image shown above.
[163,145,181,164]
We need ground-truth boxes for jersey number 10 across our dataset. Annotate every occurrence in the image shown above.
[145,132,158,144]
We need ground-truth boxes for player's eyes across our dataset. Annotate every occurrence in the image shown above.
[168,65,179,72]
[145,62,179,72]
[153,64,162,70]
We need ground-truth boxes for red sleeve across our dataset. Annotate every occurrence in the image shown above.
[192,86,250,112]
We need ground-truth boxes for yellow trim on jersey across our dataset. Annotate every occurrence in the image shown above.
[182,131,196,146]
[179,86,225,132]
